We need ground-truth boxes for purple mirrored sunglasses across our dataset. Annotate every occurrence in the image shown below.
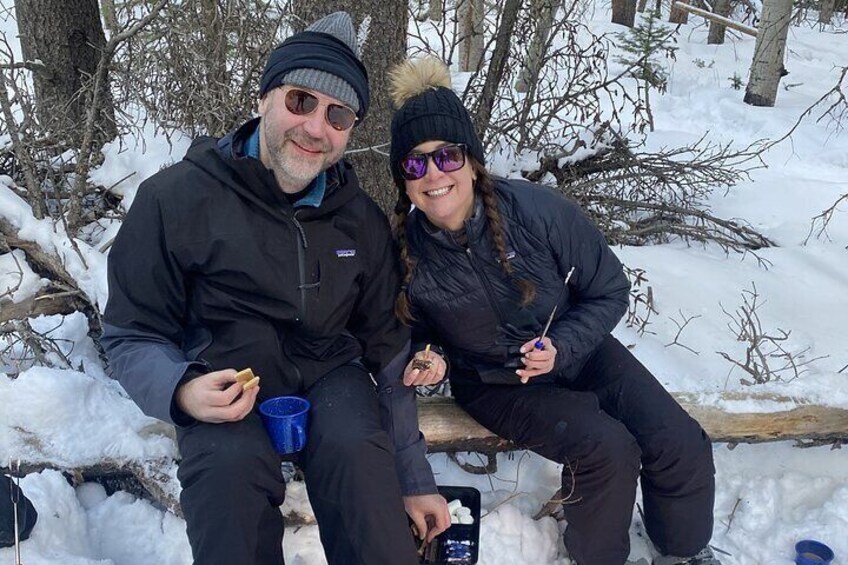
[399,143,467,181]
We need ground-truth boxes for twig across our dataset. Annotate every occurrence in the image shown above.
[724,497,742,532]
[0,60,47,71]
[716,282,828,385]
[805,193,848,244]
[480,491,527,520]
[664,309,702,354]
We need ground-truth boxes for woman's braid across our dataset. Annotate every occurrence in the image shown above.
[473,162,536,306]
[393,194,416,323]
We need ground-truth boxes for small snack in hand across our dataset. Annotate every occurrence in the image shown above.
[411,357,433,371]
[411,344,434,371]
[235,368,255,384]
[235,368,260,390]
[242,376,261,391]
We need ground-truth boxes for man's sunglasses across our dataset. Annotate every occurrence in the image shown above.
[399,143,467,181]
[284,88,358,131]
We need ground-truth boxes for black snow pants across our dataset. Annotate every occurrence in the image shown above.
[451,335,716,565]
[176,363,420,565]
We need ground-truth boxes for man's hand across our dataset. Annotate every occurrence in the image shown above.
[175,369,260,423]
[403,351,447,387]
[404,493,451,544]
[516,337,557,384]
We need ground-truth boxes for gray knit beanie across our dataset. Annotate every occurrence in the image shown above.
[282,12,361,112]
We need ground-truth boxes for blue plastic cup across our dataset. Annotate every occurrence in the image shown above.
[259,396,310,454]
[795,540,834,565]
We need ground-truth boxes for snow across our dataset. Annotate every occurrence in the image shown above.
[2,4,847,565]
[0,249,46,306]
[88,126,192,211]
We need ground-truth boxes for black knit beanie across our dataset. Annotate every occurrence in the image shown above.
[389,59,484,191]
[260,12,369,121]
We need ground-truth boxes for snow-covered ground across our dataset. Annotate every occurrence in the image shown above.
[2,3,847,565]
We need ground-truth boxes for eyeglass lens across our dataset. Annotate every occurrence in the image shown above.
[400,144,466,180]
[284,89,357,131]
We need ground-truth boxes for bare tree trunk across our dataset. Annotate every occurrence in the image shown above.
[15,0,116,148]
[612,0,638,26]
[458,0,485,72]
[637,0,649,12]
[819,0,836,23]
[708,0,732,44]
[669,0,689,23]
[429,0,444,21]
[744,0,793,107]
[291,1,408,214]
[198,0,231,136]
[472,0,521,140]
[515,0,558,92]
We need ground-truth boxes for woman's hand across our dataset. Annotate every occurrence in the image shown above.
[403,349,447,386]
[516,337,557,384]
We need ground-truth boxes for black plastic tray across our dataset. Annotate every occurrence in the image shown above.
[418,485,481,564]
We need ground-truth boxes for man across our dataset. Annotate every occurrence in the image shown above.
[102,12,449,564]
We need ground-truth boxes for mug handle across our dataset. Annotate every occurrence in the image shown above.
[294,423,307,451]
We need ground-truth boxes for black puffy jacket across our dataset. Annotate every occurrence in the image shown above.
[406,177,630,384]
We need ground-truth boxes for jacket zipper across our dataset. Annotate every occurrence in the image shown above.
[465,247,506,324]
[287,210,308,390]
[291,211,309,320]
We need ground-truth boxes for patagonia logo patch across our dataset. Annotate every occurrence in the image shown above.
[336,249,356,258]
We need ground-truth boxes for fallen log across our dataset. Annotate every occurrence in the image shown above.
[0,218,102,337]
[7,393,848,523]
[420,393,848,451]
[0,289,88,324]
[672,2,759,37]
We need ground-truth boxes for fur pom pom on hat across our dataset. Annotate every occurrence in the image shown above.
[389,57,485,187]
[388,57,452,108]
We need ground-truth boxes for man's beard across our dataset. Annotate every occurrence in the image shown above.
[265,130,342,192]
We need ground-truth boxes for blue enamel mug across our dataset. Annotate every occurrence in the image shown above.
[795,540,834,565]
[259,396,310,454]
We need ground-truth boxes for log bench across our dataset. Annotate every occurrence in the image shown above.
[6,393,848,521]
[419,392,848,452]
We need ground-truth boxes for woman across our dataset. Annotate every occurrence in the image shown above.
[389,57,720,565]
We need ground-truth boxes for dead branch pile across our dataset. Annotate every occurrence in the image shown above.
[530,134,774,251]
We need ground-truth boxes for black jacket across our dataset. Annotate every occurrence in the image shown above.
[102,119,435,495]
[406,177,630,384]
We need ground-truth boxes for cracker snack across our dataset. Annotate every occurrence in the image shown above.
[235,368,260,390]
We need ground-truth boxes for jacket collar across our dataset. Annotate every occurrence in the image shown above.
[184,118,358,221]
[411,193,487,250]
